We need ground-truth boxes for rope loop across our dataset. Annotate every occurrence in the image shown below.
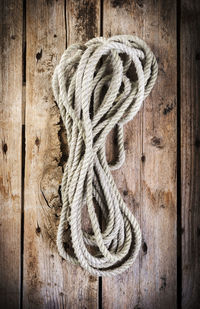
[52,35,158,276]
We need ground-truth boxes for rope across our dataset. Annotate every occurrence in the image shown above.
[52,35,158,277]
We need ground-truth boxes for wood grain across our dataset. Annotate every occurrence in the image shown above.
[1,0,200,308]
[24,1,66,306]
[181,1,200,308]
[66,0,101,234]
[23,0,100,307]
[102,1,177,308]
[0,0,23,308]
[67,0,100,45]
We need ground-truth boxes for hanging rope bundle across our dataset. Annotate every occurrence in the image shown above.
[52,35,158,276]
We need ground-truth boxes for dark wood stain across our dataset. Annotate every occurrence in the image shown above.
[72,1,98,42]
[111,0,131,8]
[35,223,41,235]
[2,142,7,154]
[142,241,148,254]
[141,154,146,162]
[136,0,144,8]
[36,49,42,61]
[35,137,40,146]
[124,140,129,150]
[163,103,174,115]
[111,0,125,8]
[46,0,53,6]
[151,136,164,149]
[159,276,167,291]
[123,190,128,196]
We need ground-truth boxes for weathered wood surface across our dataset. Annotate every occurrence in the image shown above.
[0,0,23,308]
[24,0,100,308]
[0,0,200,308]
[24,0,66,306]
[103,1,177,308]
[181,1,200,308]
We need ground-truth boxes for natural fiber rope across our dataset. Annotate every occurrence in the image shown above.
[52,35,158,276]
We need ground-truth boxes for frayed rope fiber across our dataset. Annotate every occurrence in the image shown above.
[52,35,158,276]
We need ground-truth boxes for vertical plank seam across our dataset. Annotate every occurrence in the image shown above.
[139,12,146,307]
[177,0,182,307]
[20,0,26,308]
[98,1,104,308]
[64,0,67,49]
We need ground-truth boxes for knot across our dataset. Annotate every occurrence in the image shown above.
[52,35,158,276]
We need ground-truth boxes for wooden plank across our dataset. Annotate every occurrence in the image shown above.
[67,0,100,46]
[181,1,200,308]
[66,0,101,232]
[0,1,23,308]
[102,2,143,307]
[102,1,177,308]
[24,0,100,308]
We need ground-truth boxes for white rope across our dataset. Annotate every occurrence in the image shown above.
[52,35,158,276]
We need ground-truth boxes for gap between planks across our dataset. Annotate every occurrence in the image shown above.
[176,0,182,308]
[20,0,27,307]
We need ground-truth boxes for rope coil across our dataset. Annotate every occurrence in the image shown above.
[52,35,158,276]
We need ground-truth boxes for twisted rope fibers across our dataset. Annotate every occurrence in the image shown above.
[52,35,158,276]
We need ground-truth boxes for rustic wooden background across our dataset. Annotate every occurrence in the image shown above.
[0,0,200,308]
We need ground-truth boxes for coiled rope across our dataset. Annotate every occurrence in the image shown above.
[52,35,158,276]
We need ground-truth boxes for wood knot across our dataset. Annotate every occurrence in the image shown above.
[123,190,128,196]
[163,103,174,115]
[141,154,146,162]
[36,223,41,235]
[142,241,148,254]
[159,276,167,291]
[151,136,164,149]
[2,142,8,154]
[36,49,42,61]
[35,137,40,146]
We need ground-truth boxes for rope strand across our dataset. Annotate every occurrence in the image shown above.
[52,35,158,276]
